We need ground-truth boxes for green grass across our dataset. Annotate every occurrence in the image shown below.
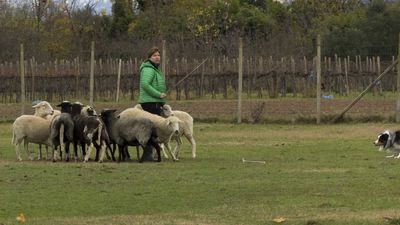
[1,122,400,224]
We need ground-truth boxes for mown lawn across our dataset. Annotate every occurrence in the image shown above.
[1,122,400,225]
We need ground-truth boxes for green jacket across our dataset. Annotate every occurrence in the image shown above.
[139,60,166,103]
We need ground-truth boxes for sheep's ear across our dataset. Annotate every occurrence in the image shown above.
[32,102,46,108]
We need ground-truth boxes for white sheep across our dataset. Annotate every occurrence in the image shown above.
[32,101,60,160]
[118,108,182,161]
[161,104,196,159]
[12,103,55,161]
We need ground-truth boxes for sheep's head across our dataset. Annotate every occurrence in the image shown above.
[166,116,181,135]
[161,104,173,117]
[32,101,54,118]
[81,105,97,116]
[57,100,72,113]
[71,102,84,116]
[100,109,117,121]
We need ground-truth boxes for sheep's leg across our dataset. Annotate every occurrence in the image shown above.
[136,146,140,162]
[173,137,182,159]
[105,144,112,160]
[80,143,86,161]
[15,141,22,161]
[93,141,100,162]
[24,140,33,160]
[84,143,95,162]
[98,140,107,163]
[117,145,124,162]
[186,134,196,159]
[109,143,116,161]
[45,145,49,160]
[160,144,169,159]
[65,142,72,162]
[52,146,60,162]
[59,124,65,161]
[125,148,131,160]
[164,142,178,161]
[38,144,42,160]
[68,142,77,162]
[151,142,162,162]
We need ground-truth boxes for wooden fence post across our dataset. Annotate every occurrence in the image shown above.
[238,38,243,124]
[20,44,25,114]
[89,41,95,106]
[162,40,166,76]
[116,58,122,102]
[316,35,321,124]
[396,33,400,122]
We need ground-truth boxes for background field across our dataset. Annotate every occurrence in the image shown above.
[0,94,399,123]
[1,121,400,225]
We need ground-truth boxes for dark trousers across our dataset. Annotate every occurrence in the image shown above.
[140,102,164,161]
[140,102,164,116]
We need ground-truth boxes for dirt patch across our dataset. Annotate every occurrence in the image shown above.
[1,98,395,122]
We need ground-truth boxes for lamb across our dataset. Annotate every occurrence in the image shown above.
[12,103,55,161]
[161,104,196,159]
[100,109,162,162]
[118,108,181,161]
[71,102,109,163]
[49,101,75,162]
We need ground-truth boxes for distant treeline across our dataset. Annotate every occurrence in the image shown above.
[1,0,400,62]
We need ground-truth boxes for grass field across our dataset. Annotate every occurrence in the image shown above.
[1,122,400,225]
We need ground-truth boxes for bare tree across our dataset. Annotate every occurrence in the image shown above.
[31,0,50,32]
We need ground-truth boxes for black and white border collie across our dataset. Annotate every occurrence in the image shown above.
[374,130,400,158]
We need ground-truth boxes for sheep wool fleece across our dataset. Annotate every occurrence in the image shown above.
[139,60,166,104]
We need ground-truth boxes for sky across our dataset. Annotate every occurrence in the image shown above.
[72,0,112,14]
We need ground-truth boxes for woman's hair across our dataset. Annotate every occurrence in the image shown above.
[147,47,160,59]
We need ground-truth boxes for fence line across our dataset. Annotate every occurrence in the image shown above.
[0,55,398,103]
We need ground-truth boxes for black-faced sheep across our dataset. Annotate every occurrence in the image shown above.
[49,101,75,162]
[71,102,109,163]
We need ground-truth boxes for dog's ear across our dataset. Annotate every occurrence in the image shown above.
[379,133,389,143]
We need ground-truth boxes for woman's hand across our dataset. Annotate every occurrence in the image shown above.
[160,92,167,99]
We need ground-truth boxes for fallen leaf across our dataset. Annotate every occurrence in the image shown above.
[272,217,286,223]
[16,213,26,223]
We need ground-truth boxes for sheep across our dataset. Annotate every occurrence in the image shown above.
[80,105,114,161]
[100,109,162,162]
[12,103,55,161]
[71,102,109,163]
[32,100,61,160]
[49,101,75,162]
[118,108,181,161]
[161,104,196,159]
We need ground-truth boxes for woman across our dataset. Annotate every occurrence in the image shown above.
[139,46,167,161]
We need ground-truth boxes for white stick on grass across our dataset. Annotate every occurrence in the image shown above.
[242,158,266,164]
